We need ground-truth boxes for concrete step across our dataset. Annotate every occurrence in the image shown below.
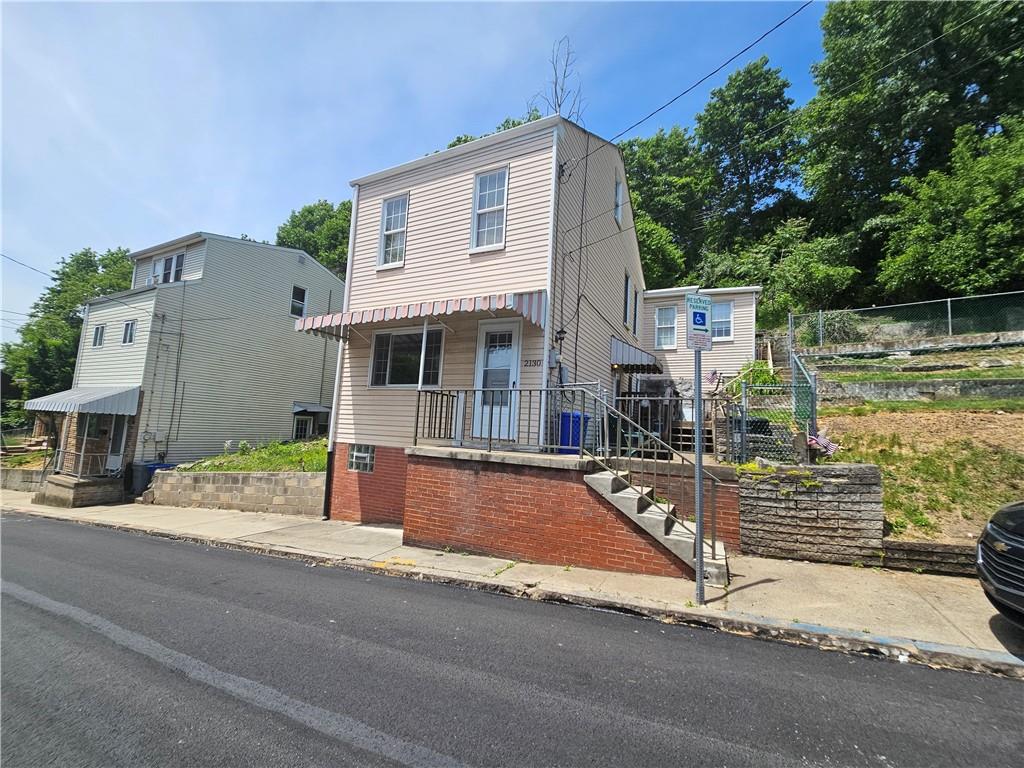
[584,472,728,586]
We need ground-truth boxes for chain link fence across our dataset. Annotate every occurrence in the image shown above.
[725,381,817,464]
[791,290,1024,352]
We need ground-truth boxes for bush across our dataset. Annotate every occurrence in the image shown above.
[726,360,781,395]
[797,311,865,346]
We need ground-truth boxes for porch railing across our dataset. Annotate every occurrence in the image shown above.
[52,450,122,479]
[414,386,724,561]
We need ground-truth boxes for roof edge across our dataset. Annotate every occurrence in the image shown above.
[644,285,763,298]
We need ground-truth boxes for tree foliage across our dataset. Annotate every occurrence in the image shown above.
[1,247,132,401]
[446,106,543,149]
[275,199,352,275]
[876,119,1024,300]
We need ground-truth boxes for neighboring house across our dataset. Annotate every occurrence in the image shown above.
[26,232,343,495]
[643,285,761,382]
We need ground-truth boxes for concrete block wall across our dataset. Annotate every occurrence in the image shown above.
[2,468,46,492]
[739,463,884,565]
[149,471,325,517]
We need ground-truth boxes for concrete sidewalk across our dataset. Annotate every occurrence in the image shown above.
[3,489,1022,676]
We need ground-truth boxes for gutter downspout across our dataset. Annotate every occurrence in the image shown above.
[540,124,560,448]
[322,184,358,520]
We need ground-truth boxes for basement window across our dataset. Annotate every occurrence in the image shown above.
[348,444,375,472]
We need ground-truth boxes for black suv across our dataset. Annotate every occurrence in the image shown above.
[977,501,1024,630]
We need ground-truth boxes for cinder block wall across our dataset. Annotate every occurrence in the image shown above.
[2,468,46,492]
[739,464,884,564]
[149,471,325,517]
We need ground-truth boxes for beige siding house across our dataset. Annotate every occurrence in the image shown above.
[28,232,344,484]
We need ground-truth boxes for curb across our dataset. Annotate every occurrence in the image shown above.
[6,505,1023,680]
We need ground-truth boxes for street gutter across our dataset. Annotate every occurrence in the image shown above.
[4,504,1022,680]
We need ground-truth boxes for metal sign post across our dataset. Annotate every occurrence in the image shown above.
[686,292,713,605]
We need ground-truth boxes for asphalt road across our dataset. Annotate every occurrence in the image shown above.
[2,513,1021,768]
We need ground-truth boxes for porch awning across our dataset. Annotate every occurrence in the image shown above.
[293,401,331,414]
[295,290,547,339]
[25,385,140,415]
[611,337,662,374]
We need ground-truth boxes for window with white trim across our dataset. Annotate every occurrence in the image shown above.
[654,306,677,349]
[379,194,409,266]
[121,320,136,345]
[150,252,184,285]
[471,168,508,250]
[614,179,624,227]
[290,286,307,318]
[370,328,443,387]
[348,444,375,472]
[92,325,105,347]
[712,301,733,339]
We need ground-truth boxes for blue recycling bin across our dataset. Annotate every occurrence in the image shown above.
[558,411,591,454]
[145,462,176,484]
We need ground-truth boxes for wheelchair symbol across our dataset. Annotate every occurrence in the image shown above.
[692,311,707,327]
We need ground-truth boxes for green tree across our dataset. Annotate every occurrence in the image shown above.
[876,119,1024,300]
[802,0,1024,281]
[1,247,132,401]
[446,107,543,149]
[631,194,687,290]
[695,56,800,252]
[275,199,352,275]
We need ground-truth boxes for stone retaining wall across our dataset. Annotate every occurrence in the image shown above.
[882,540,975,576]
[739,464,884,565]
[820,377,1024,403]
[148,471,325,517]
[1,468,45,492]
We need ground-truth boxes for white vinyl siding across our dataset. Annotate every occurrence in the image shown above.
[655,306,676,349]
[379,194,409,267]
[471,168,508,251]
[75,293,156,387]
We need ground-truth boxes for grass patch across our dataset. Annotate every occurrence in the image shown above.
[828,366,1024,382]
[819,397,1024,418]
[836,435,1024,539]
[0,451,50,469]
[181,439,327,472]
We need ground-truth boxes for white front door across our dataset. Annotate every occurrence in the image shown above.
[105,415,128,473]
[473,320,521,441]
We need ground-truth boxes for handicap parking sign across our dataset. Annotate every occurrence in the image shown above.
[685,293,713,351]
[692,311,707,327]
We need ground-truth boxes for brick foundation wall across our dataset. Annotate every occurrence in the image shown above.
[628,469,741,549]
[329,443,407,524]
[403,454,692,578]
[739,463,884,564]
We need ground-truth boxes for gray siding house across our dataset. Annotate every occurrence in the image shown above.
[27,232,344,483]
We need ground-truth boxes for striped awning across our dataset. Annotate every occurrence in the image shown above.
[25,385,140,415]
[296,290,547,339]
[611,337,662,373]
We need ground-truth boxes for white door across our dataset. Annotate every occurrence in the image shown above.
[105,415,128,473]
[473,320,521,441]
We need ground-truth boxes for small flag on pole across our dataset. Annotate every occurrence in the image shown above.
[808,432,839,456]
[703,369,720,385]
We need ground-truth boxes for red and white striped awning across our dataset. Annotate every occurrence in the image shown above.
[296,290,547,338]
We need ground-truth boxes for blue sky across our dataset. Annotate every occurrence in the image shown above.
[1,1,826,341]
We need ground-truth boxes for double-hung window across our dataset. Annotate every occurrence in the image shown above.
[379,194,409,267]
[290,286,307,318]
[712,301,733,339]
[370,328,443,387]
[121,320,136,345]
[471,168,508,250]
[92,325,105,347]
[654,306,677,349]
[614,179,624,227]
[151,253,184,285]
[622,272,631,327]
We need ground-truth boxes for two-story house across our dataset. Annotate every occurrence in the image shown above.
[27,232,344,505]
[297,116,734,584]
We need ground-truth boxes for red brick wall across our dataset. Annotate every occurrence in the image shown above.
[403,455,693,579]
[329,443,407,524]
[630,471,741,549]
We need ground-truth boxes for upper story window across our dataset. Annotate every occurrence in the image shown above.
[92,325,105,347]
[379,194,409,267]
[150,252,184,285]
[471,168,508,251]
[654,306,677,349]
[290,286,307,318]
[712,301,733,339]
[370,328,443,387]
[614,179,624,227]
[622,272,631,327]
[632,288,639,335]
[121,320,136,345]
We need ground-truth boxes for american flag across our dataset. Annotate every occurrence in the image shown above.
[703,369,720,385]
[808,432,839,457]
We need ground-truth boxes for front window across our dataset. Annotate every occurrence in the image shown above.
[614,179,624,227]
[151,252,184,285]
[379,194,409,266]
[348,444,375,472]
[92,325,105,347]
[290,286,307,318]
[712,301,733,339]
[370,328,443,387]
[655,306,677,349]
[121,320,136,345]
[471,168,508,250]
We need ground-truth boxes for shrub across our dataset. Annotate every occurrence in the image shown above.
[726,360,781,395]
[797,310,865,346]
